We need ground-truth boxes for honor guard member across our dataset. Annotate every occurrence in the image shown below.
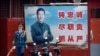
[13,23,27,56]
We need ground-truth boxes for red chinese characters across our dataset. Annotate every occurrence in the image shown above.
[68,23,74,30]
[59,35,65,42]
[67,12,74,18]
[58,24,65,30]
[76,12,83,18]
[57,10,84,43]
[59,35,83,42]
[58,11,65,18]
[58,11,83,19]
[58,23,83,30]
[77,23,83,30]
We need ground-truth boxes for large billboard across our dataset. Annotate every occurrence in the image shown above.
[24,5,88,47]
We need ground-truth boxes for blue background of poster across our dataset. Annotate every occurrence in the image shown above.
[24,5,87,46]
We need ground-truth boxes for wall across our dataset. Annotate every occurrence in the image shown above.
[0,18,24,56]
[90,19,100,43]
[0,18,7,56]
[88,0,100,56]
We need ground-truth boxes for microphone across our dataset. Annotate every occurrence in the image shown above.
[42,30,52,56]
[53,37,60,56]
[32,43,41,56]
[54,47,60,56]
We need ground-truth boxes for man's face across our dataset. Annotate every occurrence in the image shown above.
[18,25,23,30]
[37,11,45,23]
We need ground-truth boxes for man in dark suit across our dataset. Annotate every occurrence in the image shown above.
[13,23,27,56]
[31,8,53,46]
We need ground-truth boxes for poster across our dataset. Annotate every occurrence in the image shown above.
[24,5,88,47]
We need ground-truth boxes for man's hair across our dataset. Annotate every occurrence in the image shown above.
[18,22,24,26]
[36,8,45,15]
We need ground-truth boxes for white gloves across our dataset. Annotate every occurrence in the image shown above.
[43,30,48,39]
